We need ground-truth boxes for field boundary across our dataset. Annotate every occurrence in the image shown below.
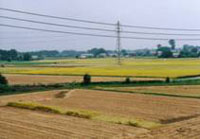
[3,73,166,79]
[160,114,200,124]
[93,88,200,99]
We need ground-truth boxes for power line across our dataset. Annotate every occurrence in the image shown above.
[0,7,115,26]
[122,30,200,36]
[0,35,67,39]
[3,16,200,36]
[1,7,200,31]
[1,23,200,41]
[0,16,116,32]
[0,38,72,44]
[0,23,117,38]
[121,24,200,32]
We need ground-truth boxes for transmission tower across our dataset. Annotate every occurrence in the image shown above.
[116,21,121,65]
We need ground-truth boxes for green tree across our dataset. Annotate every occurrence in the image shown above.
[83,74,91,84]
[121,49,128,56]
[169,39,176,50]
[0,74,8,85]
[23,53,32,61]
[157,47,173,58]
[9,49,18,60]
[88,48,106,57]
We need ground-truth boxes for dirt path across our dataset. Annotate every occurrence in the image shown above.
[4,74,163,85]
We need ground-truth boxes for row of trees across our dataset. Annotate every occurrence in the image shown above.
[157,39,200,58]
[0,49,31,61]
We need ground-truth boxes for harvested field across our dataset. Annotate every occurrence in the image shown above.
[2,89,200,123]
[0,107,148,139]
[134,115,200,139]
[0,90,62,106]
[38,89,200,123]
[105,85,200,97]
[4,74,163,85]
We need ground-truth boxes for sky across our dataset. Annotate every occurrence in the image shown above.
[1,0,200,51]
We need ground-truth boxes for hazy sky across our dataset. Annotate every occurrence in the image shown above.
[1,0,200,51]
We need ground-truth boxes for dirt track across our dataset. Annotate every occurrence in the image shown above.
[4,74,163,85]
[0,107,147,139]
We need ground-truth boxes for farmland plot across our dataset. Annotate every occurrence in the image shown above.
[103,85,200,97]
[0,107,147,139]
[1,58,200,77]
[4,74,163,85]
[2,89,200,123]
[2,89,200,138]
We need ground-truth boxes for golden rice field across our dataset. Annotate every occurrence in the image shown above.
[1,58,200,78]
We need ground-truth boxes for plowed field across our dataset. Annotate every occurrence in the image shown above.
[0,107,147,139]
[2,89,200,123]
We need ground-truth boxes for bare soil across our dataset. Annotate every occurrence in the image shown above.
[112,85,200,97]
[2,89,200,123]
[0,107,147,139]
[134,115,200,139]
[4,74,163,85]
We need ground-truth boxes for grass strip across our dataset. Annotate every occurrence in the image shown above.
[6,102,160,129]
[7,102,96,119]
[93,87,200,99]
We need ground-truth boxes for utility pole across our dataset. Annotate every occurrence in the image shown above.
[116,21,121,65]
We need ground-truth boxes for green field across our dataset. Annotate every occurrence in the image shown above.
[1,58,200,78]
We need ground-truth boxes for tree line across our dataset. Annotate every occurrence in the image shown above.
[157,39,200,58]
[0,49,31,61]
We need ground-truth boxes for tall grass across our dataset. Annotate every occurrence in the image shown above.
[7,102,160,129]
[7,102,96,119]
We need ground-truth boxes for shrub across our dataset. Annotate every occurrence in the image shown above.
[1,64,5,68]
[166,77,170,83]
[83,74,91,84]
[65,111,92,119]
[55,91,68,98]
[125,77,131,83]
[7,102,95,119]
[127,121,139,127]
[0,74,8,85]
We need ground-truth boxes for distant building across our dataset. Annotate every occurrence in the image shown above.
[79,53,94,59]
[97,53,107,58]
[31,55,39,60]
[171,49,181,58]
[107,52,117,57]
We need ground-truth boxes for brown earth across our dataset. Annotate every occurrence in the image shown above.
[0,107,147,139]
[39,89,200,123]
[134,116,200,139]
[4,74,163,85]
[1,89,200,138]
[0,90,62,106]
[110,85,200,97]
[2,89,200,123]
